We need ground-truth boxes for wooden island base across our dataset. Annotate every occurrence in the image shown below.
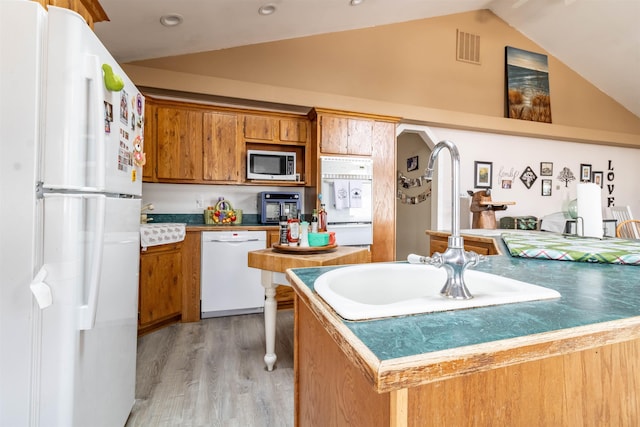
[295,297,639,426]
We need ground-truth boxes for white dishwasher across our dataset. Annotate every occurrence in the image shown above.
[201,230,266,318]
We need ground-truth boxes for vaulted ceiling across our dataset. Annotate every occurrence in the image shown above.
[94,0,640,118]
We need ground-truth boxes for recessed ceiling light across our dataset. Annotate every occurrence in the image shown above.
[350,0,364,5]
[159,13,183,27]
[258,4,277,16]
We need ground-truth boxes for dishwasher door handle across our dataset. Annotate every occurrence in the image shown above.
[208,238,262,243]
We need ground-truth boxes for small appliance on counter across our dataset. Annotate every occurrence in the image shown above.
[258,191,301,224]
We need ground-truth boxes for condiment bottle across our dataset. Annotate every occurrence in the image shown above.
[279,215,289,246]
[318,204,327,232]
[311,209,319,233]
[287,217,300,245]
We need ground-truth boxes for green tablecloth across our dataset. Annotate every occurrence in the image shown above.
[502,232,640,265]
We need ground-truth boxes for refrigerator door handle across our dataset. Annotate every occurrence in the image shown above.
[30,266,53,309]
[77,194,106,330]
[87,54,106,190]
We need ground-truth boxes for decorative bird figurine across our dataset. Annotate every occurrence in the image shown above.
[102,63,124,91]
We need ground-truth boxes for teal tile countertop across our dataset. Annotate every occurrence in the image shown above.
[289,241,640,362]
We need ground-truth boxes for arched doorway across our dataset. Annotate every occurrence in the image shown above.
[395,124,440,260]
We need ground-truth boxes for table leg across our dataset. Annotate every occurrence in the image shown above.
[261,270,277,371]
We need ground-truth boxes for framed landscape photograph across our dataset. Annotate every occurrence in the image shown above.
[541,179,552,196]
[540,162,553,176]
[580,163,592,182]
[474,161,493,188]
[505,46,552,123]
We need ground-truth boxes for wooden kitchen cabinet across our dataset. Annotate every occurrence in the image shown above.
[33,0,108,29]
[143,97,310,185]
[315,113,374,156]
[242,114,309,144]
[203,111,240,182]
[142,102,156,181]
[242,113,310,185]
[279,118,308,143]
[156,105,203,181]
[426,230,500,256]
[243,114,273,141]
[266,230,280,248]
[138,242,183,335]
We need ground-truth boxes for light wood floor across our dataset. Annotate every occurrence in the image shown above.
[126,310,294,427]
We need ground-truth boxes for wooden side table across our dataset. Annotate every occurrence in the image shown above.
[248,246,371,371]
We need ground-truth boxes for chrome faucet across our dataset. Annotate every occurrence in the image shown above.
[422,140,484,299]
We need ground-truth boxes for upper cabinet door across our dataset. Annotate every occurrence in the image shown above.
[319,116,349,154]
[347,118,374,156]
[319,115,373,156]
[156,107,203,180]
[279,119,308,143]
[243,115,273,141]
[203,111,240,182]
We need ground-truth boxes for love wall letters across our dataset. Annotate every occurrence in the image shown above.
[606,160,615,207]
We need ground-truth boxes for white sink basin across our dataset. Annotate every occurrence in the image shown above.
[140,223,186,248]
[314,263,561,320]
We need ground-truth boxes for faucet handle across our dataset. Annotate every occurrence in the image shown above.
[407,253,444,267]
[464,250,486,267]
[407,253,426,264]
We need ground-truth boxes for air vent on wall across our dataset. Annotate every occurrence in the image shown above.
[456,30,481,64]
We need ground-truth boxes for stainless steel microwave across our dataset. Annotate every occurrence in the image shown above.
[246,149,297,181]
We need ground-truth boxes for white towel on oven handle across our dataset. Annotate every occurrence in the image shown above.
[333,180,350,209]
[349,180,363,208]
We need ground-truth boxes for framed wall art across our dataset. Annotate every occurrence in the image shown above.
[580,163,592,182]
[540,162,553,176]
[474,161,493,188]
[505,46,552,123]
[520,166,538,189]
[407,155,419,172]
[541,179,552,196]
[592,171,603,188]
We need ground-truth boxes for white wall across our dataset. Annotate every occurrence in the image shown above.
[426,127,640,230]
[142,183,306,215]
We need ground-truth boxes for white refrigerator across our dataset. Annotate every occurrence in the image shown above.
[1,2,144,426]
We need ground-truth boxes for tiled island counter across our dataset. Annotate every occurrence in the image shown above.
[286,235,640,426]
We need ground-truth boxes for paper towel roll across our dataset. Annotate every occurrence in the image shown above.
[577,183,603,238]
